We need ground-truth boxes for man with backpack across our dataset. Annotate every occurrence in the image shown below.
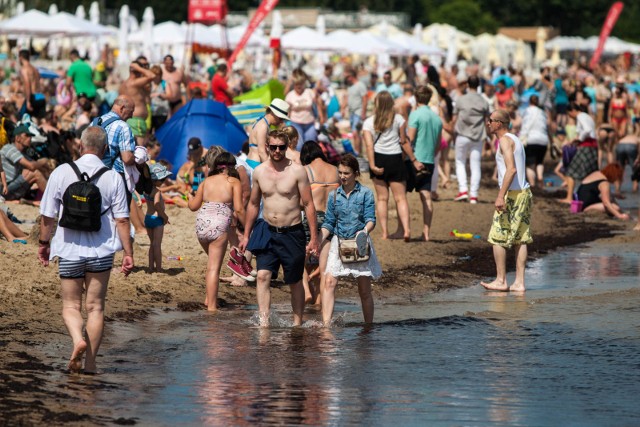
[92,95,136,205]
[38,126,134,374]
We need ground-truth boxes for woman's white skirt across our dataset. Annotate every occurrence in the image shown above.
[325,235,382,279]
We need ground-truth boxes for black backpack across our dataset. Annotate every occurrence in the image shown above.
[59,162,111,232]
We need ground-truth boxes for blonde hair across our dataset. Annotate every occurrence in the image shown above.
[205,145,226,170]
[291,68,308,86]
[373,91,395,133]
[282,126,299,149]
[493,109,511,127]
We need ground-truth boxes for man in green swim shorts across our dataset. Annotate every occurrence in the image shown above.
[119,57,155,146]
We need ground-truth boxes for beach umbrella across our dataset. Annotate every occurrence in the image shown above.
[142,7,155,62]
[47,5,61,59]
[156,99,248,170]
[118,5,130,64]
[75,5,86,20]
[228,104,265,125]
[535,27,547,64]
[88,1,101,64]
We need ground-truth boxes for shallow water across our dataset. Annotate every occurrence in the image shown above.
[59,242,640,426]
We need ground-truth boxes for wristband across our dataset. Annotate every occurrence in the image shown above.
[38,239,50,245]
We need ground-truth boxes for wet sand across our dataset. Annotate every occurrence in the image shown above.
[0,172,637,425]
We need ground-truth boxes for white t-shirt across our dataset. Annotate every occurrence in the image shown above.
[40,154,129,261]
[362,113,405,155]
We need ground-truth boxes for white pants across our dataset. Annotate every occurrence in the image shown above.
[454,135,482,198]
[431,152,440,191]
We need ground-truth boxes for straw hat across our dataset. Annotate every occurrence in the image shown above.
[268,98,290,120]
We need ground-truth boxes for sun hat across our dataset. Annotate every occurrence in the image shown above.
[134,146,149,165]
[268,98,290,120]
[149,163,172,180]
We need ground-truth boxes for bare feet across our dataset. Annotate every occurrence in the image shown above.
[480,279,509,292]
[509,283,526,292]
[633,223,640,231]
[68,340,87,373]
[387,232,405,240]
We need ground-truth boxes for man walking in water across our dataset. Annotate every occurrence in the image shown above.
[481,109,533,293]
[240,130,319,326]
[38,126,134,373]
[119,58,155,146]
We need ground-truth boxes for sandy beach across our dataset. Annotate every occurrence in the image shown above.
[0,171,637,424]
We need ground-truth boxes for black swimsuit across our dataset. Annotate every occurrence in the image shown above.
[577,179,606,209]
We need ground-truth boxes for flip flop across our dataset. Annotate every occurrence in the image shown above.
[355,230,368,257]
[12,239,27,244]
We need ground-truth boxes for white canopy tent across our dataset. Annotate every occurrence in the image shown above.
[545,36,640,55]
[0,9,114,36]
[388,31,444,57]
[281,26,342,51]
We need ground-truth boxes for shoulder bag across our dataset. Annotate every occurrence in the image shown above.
[334,190,370,264]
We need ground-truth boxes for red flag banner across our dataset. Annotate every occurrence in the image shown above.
[188,0,227,24]
[228,0,279,67]
[590,2,624,69]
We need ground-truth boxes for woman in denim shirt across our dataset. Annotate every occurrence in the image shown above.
[320,154,382,326]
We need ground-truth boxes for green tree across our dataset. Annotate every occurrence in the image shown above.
[430,0,497,34]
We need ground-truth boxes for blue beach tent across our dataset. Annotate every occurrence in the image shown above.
[156,99,247,170]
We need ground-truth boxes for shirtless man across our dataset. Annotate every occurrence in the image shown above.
[119,58,155,146]
[18,50,45,120]
[162,55,188,115]
[239,130,319,326]
[246,98,289,170]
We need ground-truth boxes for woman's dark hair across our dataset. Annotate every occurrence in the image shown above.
[567,102,587,113]
[300,141,327,165]
[211,152,239,179]
[529,94,539,107]
[339,153,360,176]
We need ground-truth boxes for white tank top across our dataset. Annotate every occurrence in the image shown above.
[496,133,530,191]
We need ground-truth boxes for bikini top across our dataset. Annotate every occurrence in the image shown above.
[307,165,340,192]
[249,116,270,148]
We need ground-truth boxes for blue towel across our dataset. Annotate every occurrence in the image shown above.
[246,218,272,253]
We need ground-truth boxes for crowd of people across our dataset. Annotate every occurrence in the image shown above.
[1,44,639,374]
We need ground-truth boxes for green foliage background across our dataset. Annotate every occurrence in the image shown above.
[15,0,640,42]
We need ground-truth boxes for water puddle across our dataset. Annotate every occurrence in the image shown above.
[62,242,640,426]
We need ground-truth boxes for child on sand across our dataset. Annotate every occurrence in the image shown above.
[188,152,245,311]
[145,163,172,272]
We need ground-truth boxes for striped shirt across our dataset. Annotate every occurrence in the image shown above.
[99,111,135,173]
[0,143,25,183]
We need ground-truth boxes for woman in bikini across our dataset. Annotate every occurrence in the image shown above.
[609,78,629,143]
[300,141,340,305]
[188,152,245,312]
[246,99,289,170]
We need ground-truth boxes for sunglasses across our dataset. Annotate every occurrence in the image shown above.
[268,144,287,152]
[487,118,503,124]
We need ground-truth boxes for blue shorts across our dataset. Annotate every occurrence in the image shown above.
[350,113,363,131]
[58,254,115,279]
[144,214,164,229]
[253,223,306,284]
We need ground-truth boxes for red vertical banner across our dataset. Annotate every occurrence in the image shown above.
[188,0,227,24]
[228,0,280,67]
[590,2,625,69]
